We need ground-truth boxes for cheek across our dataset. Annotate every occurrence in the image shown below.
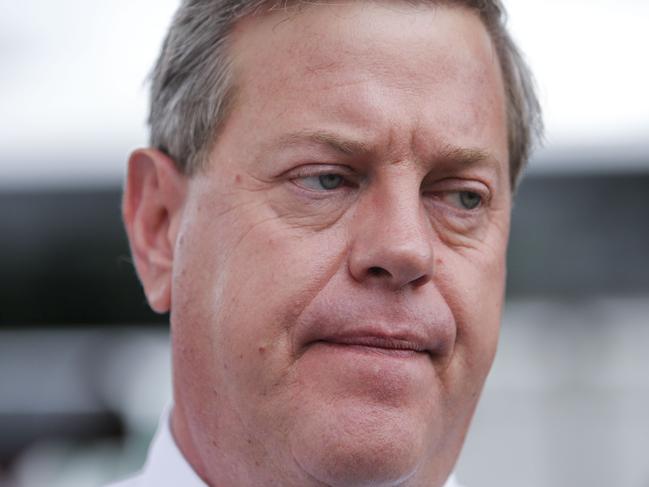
[428,248,505,447]
[175,206,350,386]
[220,225,348,359]
[435,243,506,378]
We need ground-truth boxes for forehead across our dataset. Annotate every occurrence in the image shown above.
[225,2,507,164]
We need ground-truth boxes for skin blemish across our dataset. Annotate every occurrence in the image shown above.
[258,346,267,354]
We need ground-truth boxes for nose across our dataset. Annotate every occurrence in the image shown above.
[348,186,435,290]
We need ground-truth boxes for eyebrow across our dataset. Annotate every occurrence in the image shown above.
[434,143,503,177]
[272,130,371,156]
[267,131,502,175]
[437,144,493,166]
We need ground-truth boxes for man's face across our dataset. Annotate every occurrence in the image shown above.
[170,3,510,486]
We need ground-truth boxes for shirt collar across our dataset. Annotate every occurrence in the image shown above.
[138,407,207,487]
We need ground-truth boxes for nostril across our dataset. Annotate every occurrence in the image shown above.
[368,266,390,278]
[411,274,429,287]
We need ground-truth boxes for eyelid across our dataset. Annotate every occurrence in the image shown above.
[424,178,491,201]
[287,163,355,179]
[422,180,493,219]
[289,164,358,186]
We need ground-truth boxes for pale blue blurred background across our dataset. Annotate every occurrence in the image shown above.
[1,1,648,486]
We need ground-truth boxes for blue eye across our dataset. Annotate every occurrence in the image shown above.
[299,174,345,191]
[444,191,482,210]
[459,191,482,209]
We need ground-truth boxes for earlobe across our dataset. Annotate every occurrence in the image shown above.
[122,148,187,313]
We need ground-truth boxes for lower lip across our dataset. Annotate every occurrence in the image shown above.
[302,342,433,394]
[312,341,427,359]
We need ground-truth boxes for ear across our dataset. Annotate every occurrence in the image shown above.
[122,149,187,313]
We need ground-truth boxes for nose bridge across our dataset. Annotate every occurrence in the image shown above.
[349,176,435,289]
[381,187,428,251]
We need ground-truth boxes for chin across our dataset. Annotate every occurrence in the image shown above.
[289,400,435,487]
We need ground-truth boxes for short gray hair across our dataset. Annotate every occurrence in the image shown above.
[148,0,542,187]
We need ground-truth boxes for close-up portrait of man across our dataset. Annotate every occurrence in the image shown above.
[113,0,541,485]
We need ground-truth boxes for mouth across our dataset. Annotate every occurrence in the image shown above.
[311,333,431,358]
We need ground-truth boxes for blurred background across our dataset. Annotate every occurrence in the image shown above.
[1,0,648,486]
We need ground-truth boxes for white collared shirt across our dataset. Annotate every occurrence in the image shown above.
[107,409,205,487]
[107,410,465,487]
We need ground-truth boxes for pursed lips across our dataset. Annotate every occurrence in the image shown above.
[309,330,432,356]
[293,295,457,360]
